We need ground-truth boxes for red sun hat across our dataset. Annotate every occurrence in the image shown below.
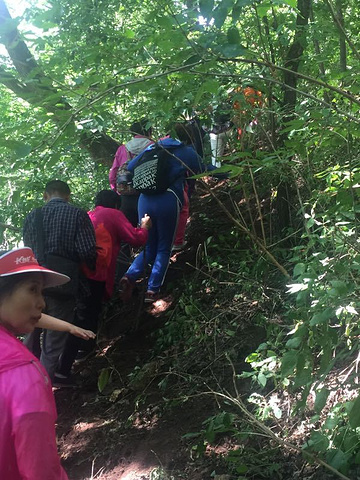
[0,247,70,288]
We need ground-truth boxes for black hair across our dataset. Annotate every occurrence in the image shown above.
[0,273,37,303]
[129,118,151,136]
[174,122,195,146]
[45,180,71,196]
[95,190,121,209]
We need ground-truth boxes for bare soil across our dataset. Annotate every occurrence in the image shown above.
[55,181,337,480]
[56,181,238,480]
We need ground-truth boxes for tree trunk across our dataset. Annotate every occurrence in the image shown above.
[276,0,312,233]
[335,0,347,72]
[283,0,312,115]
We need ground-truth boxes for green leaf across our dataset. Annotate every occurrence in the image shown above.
[304,431,329,453]
[294,367,312,389]
[236,464,248,474]
[258,372,267,387]
[193,79,220,104]
[227,26,241,44]
[199,0,214,19]
[349,396,360,429]
[256,2,272,17]
[14,143,31,159]
[213,6,229,28]
[310,308,334,327]
[232,0,253,22]
[314,388,330,414]
[293,262,306,278]
[220,43,248,57]
[306,217,315,228]
[326,449,349,472]
[324,417,338,430]
[281,350,298,377]
[329,280,349,296]
[156,15,173,29]
[279,0,296,7]
[123,28,135,39]
[285,337,302,349]
[319,345,333,374]
[98,368,111,393]
[225,329,236,337]
[184,54,202,66]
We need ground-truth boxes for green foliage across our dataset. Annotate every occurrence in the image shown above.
[98,367,112,393]
[2,0,360,475]
[183,412,237,455]
[240,344,280,388]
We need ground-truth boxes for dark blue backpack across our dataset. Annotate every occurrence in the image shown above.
[132,143,176,194]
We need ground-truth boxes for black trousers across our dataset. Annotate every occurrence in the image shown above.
[57,279,105,376]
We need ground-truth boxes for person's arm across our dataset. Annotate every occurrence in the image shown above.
[14,412,68,480]
[75,210,97,270]
[115,211,151,247]
[38,314,96,340]
[23,211,36,250]
[109,145,127,189]
[7,365,69,480]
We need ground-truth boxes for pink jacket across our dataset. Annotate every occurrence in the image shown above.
[0,325,68,480]
[86,206,148,298]
[109,136,154,190]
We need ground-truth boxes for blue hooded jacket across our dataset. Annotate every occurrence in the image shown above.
[127,137,205,206]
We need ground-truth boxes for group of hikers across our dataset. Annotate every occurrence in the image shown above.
[0,116,221,479]
[0,85,264,479]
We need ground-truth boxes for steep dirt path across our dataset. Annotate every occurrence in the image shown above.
[56,273,222,480]
[55,184,228,479]
[56,180,260,480]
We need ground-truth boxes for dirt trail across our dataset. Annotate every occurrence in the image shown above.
[56,184,233,480]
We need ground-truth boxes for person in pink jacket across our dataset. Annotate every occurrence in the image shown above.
[0,247,70,480]
[87,189,151,299]
[109,119,154,190]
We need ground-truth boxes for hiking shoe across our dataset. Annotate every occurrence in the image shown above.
[119,276,134,303]
[172,241,187,252]
[74,349,96,364]
[53,374,78,388]
[144,291,158,303]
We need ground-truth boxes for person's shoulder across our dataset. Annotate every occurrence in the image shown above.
[95,206,119,219]
[106,207,127,224]
[177,144,198,159]
[62,202,88,215]
[2,361,54,416]
[24,207,39,220]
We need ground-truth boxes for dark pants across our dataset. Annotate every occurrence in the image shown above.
[120,194,139,227]
[126,191,180,293]
[24,295,76,381]
[57,279,105,376]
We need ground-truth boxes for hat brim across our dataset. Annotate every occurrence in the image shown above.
[0,265,70,288]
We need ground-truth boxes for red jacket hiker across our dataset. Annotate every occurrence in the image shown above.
[85,206,149,298]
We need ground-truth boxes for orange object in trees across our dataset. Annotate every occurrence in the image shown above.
[233,86,263,112]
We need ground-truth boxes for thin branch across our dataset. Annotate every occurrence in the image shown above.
[166,3,202,58]
[324,0,360,63]
[0,222,21,232]
[218,56,360,107]
[204,389,351,480]
[47,59,208,148]
[188,70,360,123]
